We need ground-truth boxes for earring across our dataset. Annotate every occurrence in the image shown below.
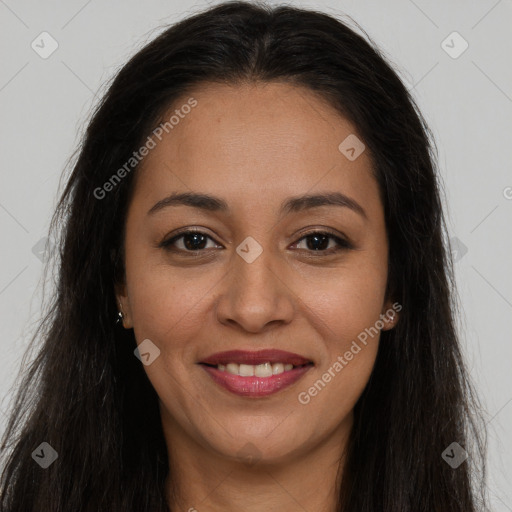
[116,302,124,325]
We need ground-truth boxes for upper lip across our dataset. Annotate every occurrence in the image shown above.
[200,349,312,366]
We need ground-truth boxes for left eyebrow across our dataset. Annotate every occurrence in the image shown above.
[280,192,368,220]
[147,191,367,220]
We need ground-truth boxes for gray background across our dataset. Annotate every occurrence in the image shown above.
[1,0,511,508]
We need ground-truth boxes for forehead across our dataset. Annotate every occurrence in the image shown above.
[131,81,381,219]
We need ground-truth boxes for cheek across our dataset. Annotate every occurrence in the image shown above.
[298,256,387,339]
[125,251,221,350]
[296,274,384,422]
[295,253,386,392]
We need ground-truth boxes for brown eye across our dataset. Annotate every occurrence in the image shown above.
[293,231,352,254]
[160,230,220,252]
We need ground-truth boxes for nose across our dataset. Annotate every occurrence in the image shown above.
[215,246,295,334]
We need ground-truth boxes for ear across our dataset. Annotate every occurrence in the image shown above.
[115,282,133,329]
[380,299,401,331]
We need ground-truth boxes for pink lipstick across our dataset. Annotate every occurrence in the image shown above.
[199,349,313,397]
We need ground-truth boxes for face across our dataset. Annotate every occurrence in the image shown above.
[116,81,399,465]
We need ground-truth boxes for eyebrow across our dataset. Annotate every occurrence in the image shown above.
[147,191,367,220]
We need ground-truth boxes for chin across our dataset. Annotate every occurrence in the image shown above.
[203,425,311,466]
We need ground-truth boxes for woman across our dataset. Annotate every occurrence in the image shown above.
[0,1,488,510]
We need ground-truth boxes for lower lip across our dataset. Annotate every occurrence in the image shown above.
[200,364,313,397]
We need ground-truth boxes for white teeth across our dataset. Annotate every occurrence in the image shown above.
[216,362,301,376]
[272,363,284,375]
[239,364,254,377]
[255,363,273,377]
[226,363,239,375]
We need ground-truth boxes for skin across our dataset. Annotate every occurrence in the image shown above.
[116,81,399,512]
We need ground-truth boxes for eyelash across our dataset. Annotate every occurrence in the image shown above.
[158,228,353,256]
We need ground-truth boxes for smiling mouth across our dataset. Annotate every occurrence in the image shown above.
[198,349,314,397]
[200,361,313,377]
[199,362,313,397]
